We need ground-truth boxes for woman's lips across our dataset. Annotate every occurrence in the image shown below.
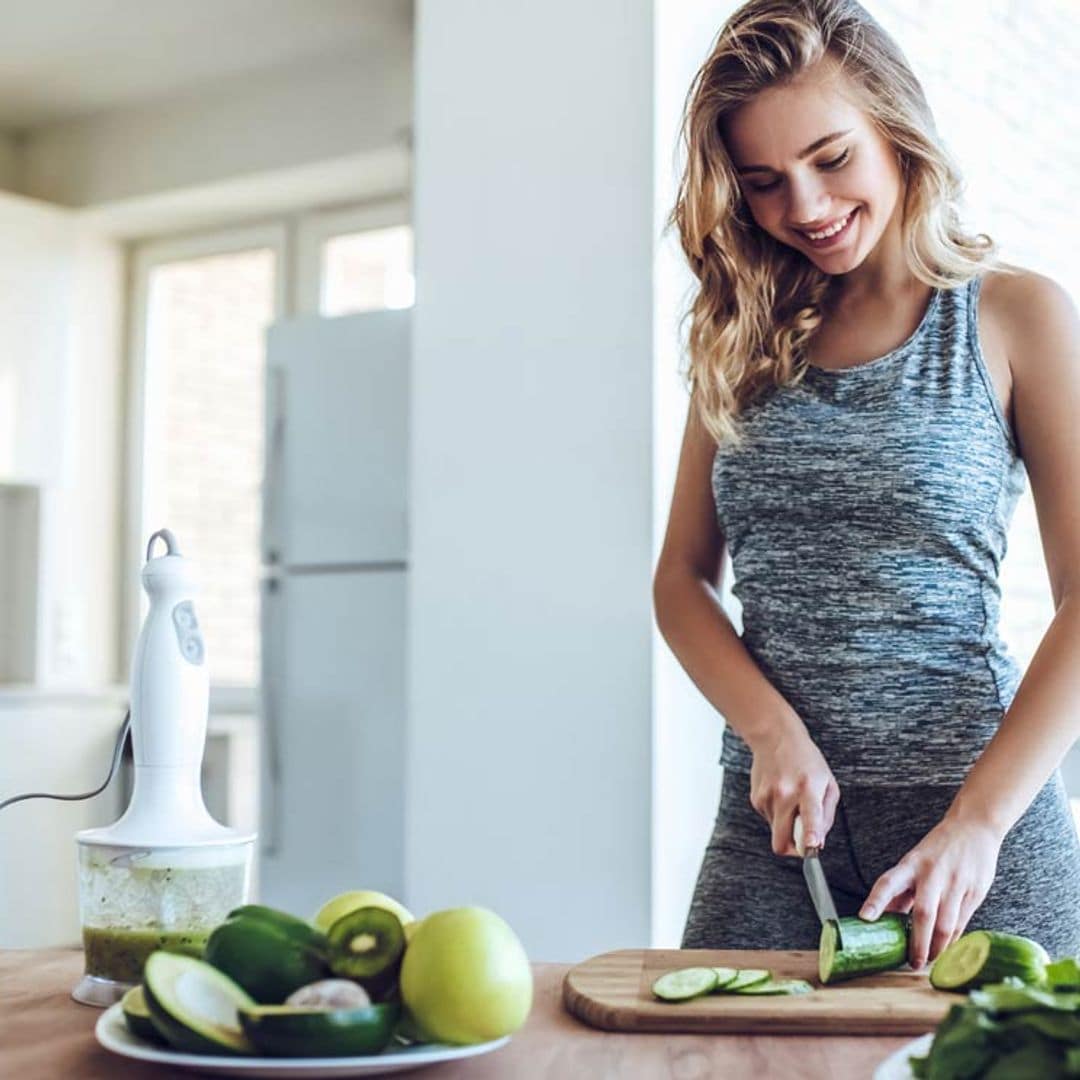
[800,208,859,248]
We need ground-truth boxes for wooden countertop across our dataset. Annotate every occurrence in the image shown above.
[0,949,914,1079]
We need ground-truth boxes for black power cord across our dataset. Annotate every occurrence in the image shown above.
[0,709,131,812]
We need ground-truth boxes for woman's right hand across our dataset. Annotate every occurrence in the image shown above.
[747,719,840,858]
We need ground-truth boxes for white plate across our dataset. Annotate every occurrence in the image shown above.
[872,1032,934,1080]
[95,1003,511,1078]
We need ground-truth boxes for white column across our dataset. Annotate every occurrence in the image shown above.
[409,0,655,960]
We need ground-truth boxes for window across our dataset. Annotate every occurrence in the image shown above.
[321,225,414,315]
[128,225,285,690]
[126,201,412,696]
[295,199,412,316]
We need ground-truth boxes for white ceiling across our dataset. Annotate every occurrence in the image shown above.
[0,0,413,129]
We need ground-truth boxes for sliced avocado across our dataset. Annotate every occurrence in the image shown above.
[121,985,167,1045]
[143,951,256,1055]
[326,906,405,983]
[239,1003,400,1057]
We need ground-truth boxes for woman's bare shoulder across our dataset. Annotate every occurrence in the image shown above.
[979,262,1068,312]
[979,263,1075,371]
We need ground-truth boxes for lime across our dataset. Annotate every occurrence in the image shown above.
[313,890,415,934]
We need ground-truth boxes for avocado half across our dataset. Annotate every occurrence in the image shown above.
[239,1003,401,1057]
[143,951,257,1055]
[120,985,167,1045]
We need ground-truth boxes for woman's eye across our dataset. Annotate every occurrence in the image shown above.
[747,149,851,194]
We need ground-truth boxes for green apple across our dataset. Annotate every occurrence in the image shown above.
[400,907,532,1044]
[313,890,415,934]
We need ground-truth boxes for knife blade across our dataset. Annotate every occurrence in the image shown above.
[793,814,841,934]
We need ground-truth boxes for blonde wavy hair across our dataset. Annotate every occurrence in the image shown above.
[669,0,1015,447]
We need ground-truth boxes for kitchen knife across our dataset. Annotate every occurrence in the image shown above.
[793,814,842,941]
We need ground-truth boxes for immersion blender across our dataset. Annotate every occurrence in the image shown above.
[71,528,255,1005]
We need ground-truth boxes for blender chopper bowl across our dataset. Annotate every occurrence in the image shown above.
[72,529,255,1006]
[74,840,251,1005]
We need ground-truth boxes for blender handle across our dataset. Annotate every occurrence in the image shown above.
[259,573,283,857]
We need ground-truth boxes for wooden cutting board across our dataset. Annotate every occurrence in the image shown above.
[562,948,957,1035]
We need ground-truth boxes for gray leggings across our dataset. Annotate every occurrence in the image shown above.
[682,768,1080,959]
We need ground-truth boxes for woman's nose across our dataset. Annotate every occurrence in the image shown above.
[787,176,833,227]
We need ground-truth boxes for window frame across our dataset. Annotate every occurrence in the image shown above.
[122,221,289,711]
[294,198,410,315]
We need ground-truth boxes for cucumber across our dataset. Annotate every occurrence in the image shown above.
[819,915,908,984]
[711,967,739,989]
[929,930,1050,992]
[723,969,771,992]
[651,967,719,1001]
[1046,957,1080,990]
[735,978,814,996]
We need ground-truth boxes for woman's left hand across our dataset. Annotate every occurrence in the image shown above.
[858,815,1003,970]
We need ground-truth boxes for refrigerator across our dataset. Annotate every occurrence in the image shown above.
[258,308,409,918]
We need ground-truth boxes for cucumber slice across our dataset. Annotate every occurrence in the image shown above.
[710,967,739,990]
[819,915,908,985]
[735,978,814,996]
[722,968,771,992]
[930,930,1050,992]
[651,967,720,1001]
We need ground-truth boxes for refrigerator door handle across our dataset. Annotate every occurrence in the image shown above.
[262,365,286,566]
[259,572,283,857]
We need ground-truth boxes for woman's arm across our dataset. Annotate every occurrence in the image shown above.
[861,271,1080,967]
[655,398,839,854]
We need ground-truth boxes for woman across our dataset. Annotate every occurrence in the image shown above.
[654,0,1080,968]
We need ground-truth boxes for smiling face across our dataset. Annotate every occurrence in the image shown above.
[723,64,906,280]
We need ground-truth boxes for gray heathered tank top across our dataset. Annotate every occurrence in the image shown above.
[713,274,1027,785]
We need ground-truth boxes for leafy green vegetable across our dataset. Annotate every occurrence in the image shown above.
[1047,958,1080,991]
[909,956,1080,1080]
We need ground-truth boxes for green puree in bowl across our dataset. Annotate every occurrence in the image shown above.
[82,926,210,983]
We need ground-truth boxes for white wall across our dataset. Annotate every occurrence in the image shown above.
[409,0,654,962]
[0,190,124,689]
[0,691,128,948]
[0,192,74,484]
[52,231,125,687]
[17,45,412,207]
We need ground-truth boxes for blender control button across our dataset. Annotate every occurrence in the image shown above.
[173,601,199,631]
[182,634,205,664]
